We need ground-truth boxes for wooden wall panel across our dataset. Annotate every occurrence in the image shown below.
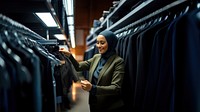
[74,0,113,60]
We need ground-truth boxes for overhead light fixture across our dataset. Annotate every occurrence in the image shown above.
[35,12,58,27]
[69,30,75,48]
[68,25,74,31]
[67,25,75,48]
[67,16,74,25]
[63,0,75,48]
[54,34,67,40]
[64,0,74,15]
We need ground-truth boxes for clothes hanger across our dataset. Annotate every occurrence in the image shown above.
[28,38,61,65]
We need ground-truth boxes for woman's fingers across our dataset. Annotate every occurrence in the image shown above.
[59,49,71,56]
[80,80,92,91]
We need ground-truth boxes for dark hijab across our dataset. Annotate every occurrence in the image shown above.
[98,30,118,58]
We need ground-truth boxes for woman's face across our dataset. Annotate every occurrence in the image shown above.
[96,35,108,54]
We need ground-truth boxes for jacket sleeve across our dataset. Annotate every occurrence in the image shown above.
[65,57,80,82]
[68,54,96,71]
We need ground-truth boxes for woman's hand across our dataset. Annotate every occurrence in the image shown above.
[59,48,71,57]
[80,80,92,92]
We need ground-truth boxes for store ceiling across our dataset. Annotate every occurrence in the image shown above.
[0,0,114,45]
[0,0,116,46]
[0,0,64,41]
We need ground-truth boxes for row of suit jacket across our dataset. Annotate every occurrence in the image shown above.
[115,7,200,112]
[0,14,78,112]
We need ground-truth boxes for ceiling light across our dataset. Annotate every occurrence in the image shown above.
[69,31,75,48]
[68,25,74,31]
[35,12,57,27]
[54,34,67,40]
[64,0,74,15]
[67,16,74,25]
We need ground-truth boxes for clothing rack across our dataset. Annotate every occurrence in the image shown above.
[114,0,189,35]
[107,0,154,32]
[36,39,58,45]
[0,14,46,40]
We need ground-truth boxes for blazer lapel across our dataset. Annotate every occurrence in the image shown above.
[89,55,101,82]
[97,55,116,84]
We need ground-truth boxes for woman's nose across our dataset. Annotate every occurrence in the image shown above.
[96,44,101,48]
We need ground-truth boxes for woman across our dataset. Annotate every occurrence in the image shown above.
[60,30,125,112]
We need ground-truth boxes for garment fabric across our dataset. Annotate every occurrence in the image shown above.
[115,8,200,112]
[69,53,125,112]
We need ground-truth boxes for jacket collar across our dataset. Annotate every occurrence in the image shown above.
[89,55,101,82]
[88,54,116,84]
[97,54,116,84]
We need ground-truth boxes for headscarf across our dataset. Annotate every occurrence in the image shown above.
[98,30,118,58]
